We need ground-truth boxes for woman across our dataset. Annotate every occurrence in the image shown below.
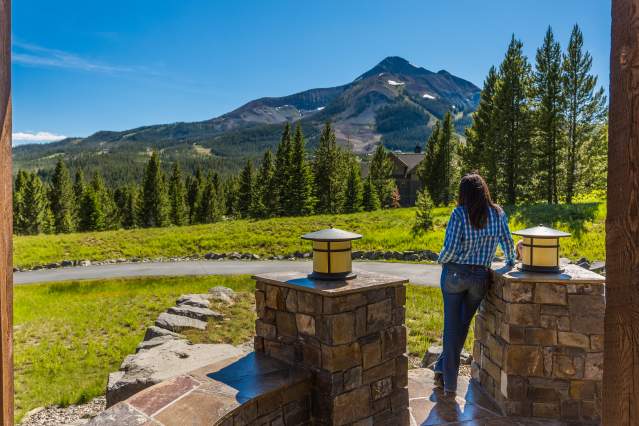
[432,173,515,396]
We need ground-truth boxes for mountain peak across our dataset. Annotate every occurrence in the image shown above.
[356,56,432,81]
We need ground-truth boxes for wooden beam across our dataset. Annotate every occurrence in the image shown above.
[605,1,639,424]
[0,0,11,424]
[0,0,11,423]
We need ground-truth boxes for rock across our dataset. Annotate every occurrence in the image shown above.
[204,253,214,260]
[208,286,235,304]
[79,260,91,267]
[589,261,605,273]
[105,340,243,406]
[61,260,74,267]
[176,294,210,309]
[136,335,182,352]
[154,313,207,333]
[460,350,473,365]
[405,253,420,261]
[302,252,311,259]
[143,326,184,341]
[251,253,260,260]
[420,345,472,367]
[559,257,572,265]
[576,257,591,269]
[229,252,241,260]
[421,345,442,368]
[167,305,223,322]
[424,250,439,261]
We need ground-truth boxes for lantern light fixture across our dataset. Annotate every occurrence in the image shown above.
[512,225,571,273]
[301,227,362,280]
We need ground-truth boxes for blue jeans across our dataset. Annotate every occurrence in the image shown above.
[434,263,489,392]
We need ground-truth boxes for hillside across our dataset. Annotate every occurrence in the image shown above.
[13,56,480,183]
[14,201,605,269]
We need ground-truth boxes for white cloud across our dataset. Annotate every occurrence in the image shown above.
[12,40,150,75]
[12,131,66,145]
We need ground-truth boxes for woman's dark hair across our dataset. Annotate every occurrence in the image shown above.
[457,172,501,229]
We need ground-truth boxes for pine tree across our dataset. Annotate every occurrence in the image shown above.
[168,162,187,226]
[224,176,240,218]
[197,175,222,224]
[186,168,204,224]
[419,122,440,201]
[273,123,292,215]
[463,66,499,188]
[562,24,607,203]
[362,176,381,211]
[22,172,53,234]
[139,151,168,227]
[533,27,564,204]
[78,187,105,232]
[114,186,138,229]
[412,189,435,235]
[237,160,255,218]
[73,169,85,225]
[314,122,347,214]
[13,170,30,234]
[288,124,315,216]
[211,173,225,220]
[91,173,119,230]
[253,149,275,218]
[369,144,394,207]
[343,161,363,213]
[493,35,533,205]
[433,112,458,205]
[49,159,76,233]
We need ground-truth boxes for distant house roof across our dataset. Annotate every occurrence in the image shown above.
[389,152,425,173]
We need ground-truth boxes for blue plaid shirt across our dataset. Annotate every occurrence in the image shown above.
[438,206,516,267]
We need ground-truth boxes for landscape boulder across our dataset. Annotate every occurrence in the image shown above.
[421,345,472,368]
[154,313,207,333]
[143,326,184,341]
[167,305,223,322]
[208,286,235,304]
[176,294,210,309]
[106,339,243,407]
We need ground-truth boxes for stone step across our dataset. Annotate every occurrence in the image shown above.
[167,305,223,322]
[155,313,207,333]
[176,294,210,309]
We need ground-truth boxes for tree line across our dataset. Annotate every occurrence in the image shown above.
[13,122,399,235]
[460,24,607,205]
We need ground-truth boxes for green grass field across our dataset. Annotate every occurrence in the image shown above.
[14,200,606,268]
[14,275,446,422]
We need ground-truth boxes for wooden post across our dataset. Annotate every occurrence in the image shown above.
[0,0,11,424]
[605,1,639,424]
[0,0,11,423]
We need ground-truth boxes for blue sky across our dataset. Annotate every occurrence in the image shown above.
[12,0,611,144]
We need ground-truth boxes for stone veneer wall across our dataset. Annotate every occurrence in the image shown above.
[472,265,605,424]
[253,273,410,426]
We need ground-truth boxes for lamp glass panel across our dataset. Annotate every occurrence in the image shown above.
[329,252,351,273]
[313,251,329,273]
[522,237,558,267]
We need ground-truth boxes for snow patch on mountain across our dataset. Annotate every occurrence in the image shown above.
[387,80,405,86]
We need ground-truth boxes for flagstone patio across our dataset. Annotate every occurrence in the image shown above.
[88,353,571,425]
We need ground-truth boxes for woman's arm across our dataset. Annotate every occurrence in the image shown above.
[438,208,462,264]
[498,211,516,266]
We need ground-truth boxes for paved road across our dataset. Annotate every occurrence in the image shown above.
[13,260,442,287]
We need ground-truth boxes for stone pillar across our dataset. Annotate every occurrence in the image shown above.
[253,271,409,426]
[472,264,605,424]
